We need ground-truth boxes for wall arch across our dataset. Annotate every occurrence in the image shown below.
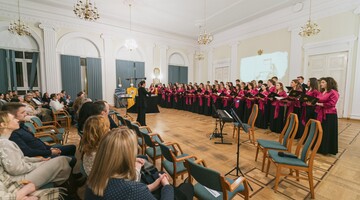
[57,32,102,58]
[167,49,189,67]
[115,45,145,62]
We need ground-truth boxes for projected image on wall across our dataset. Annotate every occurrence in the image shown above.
[240,52,288,82]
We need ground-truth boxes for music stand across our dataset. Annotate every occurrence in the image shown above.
[209,103,220,139]
[225,108,253,191]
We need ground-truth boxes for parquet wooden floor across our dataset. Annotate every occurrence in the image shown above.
[69,107,360,199]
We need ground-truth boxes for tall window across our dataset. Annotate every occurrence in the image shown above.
[14,51,40,93]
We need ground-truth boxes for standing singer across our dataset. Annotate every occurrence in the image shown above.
[137,81,151,126]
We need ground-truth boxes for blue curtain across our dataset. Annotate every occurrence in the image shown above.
[29,52,39,90]
[116,60,145,89]
[6,50,16,91]
[86,57,102,101]
[60,55,81,100]
[179,66,188,84]
[0,49,9,93]
[168,65,188,84]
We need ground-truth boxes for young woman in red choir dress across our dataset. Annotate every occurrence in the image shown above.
[197,83,205,114]
[233,84,245,121]
[243,82,258,122]
[203,84,213,116]
[267,79,276,93]
[222,84,233,111]
[255,83,270,129]
[285,79,303,138]
[315,77,339,155]
[176,84,185,110]
[171,85,178,109]
[191,85,199,113]
[165,85,173,108]
[149,83,156,94]
[269,82,287,133]
[301,78,320,126]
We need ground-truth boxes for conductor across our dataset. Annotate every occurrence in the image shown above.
[137,80,151,126]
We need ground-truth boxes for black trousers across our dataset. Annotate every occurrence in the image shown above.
[137,106,147,126]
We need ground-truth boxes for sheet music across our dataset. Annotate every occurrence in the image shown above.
[204,186,221,197]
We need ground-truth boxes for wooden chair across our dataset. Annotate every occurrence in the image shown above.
[31,116,69,144]
[265,119,323,199]
[130,123,155,154]
[141,131,172,165]
[255,113,298,171]
[115,113,126,126]
[232,104,258,144]
[50,107,71,132]
[185,159,249,200]
[24,121,61,145]
[158,142,196,186]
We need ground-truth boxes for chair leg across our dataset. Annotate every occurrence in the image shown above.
[261,149,267,172]
[265,159,271,177]
[274,166,281,193]
[255,145,260,161]
[296,170,300,181]
[251,130,255,144]
[173,174,176,186]
[308,170,315,199]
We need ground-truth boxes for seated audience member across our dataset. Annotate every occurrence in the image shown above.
[72,91,86,114]
[33,90,50,109]
[42,92,51,104]
[24,92,52,121]
[0,93,7,110]
[2,103,79,170]
[0,111,71,188]
[85,128,174,199]
[49,93,65,111]
[82,115,110,176]
[78,101,117,132]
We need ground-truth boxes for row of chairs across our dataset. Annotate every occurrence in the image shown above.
[24,110,71,145]
[254,113,323,199]
[115,113,250,200]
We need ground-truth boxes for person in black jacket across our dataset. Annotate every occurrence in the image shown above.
[137,81,151,126]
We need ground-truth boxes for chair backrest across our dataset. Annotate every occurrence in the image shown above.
[30,116,43,127]
[280,113,299,150]
[141,131,156,147]
[159,142,175,162]
[123,118,133,129]
[247,104,258,127]
[24,122,36,134]
[116,114,125,126]
[185,159,223,192]
[295,119,323,164]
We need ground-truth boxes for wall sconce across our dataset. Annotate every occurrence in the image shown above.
[257,49,263,55]
[153,67,161,83]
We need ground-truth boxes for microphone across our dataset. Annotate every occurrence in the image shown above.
[278,152,298,159]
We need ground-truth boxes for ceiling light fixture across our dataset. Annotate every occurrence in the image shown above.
[299,0,320,37]
[73,0,100,21]
[8,0,31,36]
[124,0,138,51]
[195,51,205,60]
[198,0,213,45]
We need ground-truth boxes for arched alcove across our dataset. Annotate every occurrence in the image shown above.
[115,46,144,62]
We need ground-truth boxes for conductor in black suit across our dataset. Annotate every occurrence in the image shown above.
[137,80,151,126]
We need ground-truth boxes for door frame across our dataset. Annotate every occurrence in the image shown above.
[303,35,356,118]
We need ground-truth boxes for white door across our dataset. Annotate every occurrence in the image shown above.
[307,52,348,118]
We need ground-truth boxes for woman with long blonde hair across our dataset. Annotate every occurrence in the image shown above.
[81,115,110,176]
[85,128,173,199]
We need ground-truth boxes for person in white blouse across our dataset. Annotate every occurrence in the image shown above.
[0,111,71,188]
[49,93,64,111]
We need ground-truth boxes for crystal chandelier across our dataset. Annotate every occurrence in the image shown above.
[73,0,100,21]
[198,0,213,45]
[8,0,31,36]
[299,0,320,37]
[124,1,138,51]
